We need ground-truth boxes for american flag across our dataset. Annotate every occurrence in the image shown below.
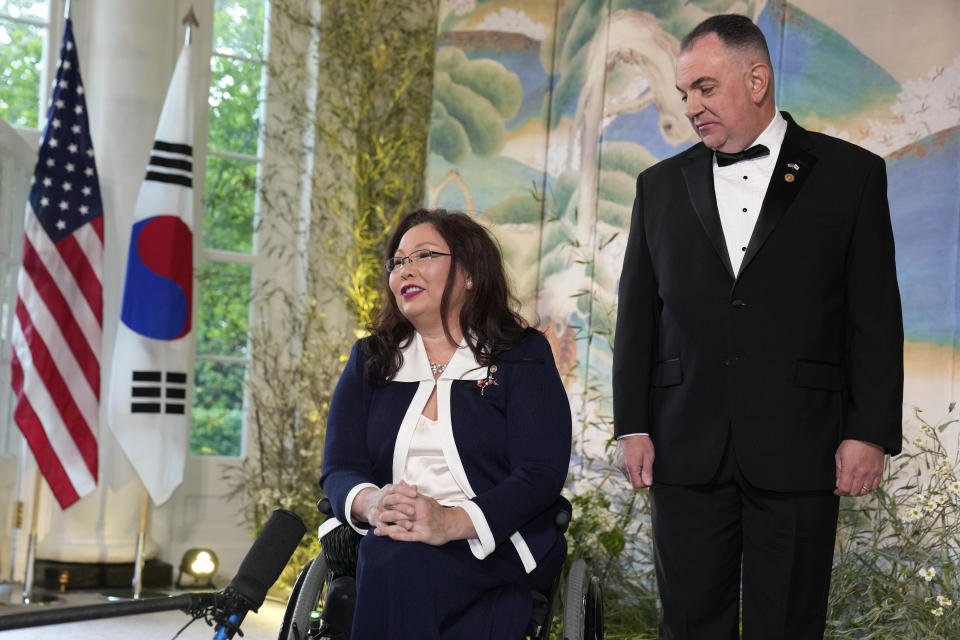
[10,19,103,509]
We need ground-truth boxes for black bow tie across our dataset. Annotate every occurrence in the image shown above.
[715,144,770,167]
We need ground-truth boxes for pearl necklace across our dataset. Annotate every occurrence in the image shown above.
[429,360,446,376]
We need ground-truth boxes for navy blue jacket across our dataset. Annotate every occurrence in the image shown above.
[320,331,572,573]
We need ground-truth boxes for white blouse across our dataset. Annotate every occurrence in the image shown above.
[401,414,469,506]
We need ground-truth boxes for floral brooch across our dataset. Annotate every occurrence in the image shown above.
[477,364,499,396]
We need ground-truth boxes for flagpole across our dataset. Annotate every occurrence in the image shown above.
[20,470,42,603]
[130,487,149,599]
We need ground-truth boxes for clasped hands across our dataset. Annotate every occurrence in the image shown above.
[615,434,886,496]
[354,481,474,546]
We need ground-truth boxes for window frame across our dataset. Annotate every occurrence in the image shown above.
[190,0,272,459]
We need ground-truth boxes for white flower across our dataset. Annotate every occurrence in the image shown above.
[596,508,617,531]
[951,481,960,494]
[573,480,593,497]
[937,595,952,607]
[932,606,944,617]
[936,494,948,505]
[914,437,924,446]
[919,567,937,582]
[903,508,923,522]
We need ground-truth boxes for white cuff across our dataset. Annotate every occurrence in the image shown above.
[344,483,378,534]
[509,531,536,574]
[460,500,495,559]
[616,432,650,439]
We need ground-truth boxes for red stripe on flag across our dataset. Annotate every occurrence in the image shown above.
[91,214,104,244]
[21,237,101,398]
[11,352,82,509]
[15,299,98,479]
[55,232,103,327]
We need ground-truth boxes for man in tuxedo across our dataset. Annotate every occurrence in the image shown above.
[612,14,903,640]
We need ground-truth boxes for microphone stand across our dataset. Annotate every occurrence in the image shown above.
[0,591,220,630]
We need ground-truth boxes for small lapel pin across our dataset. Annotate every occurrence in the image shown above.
[784,173,795,182]
[477,365,499,396]
[787,162,800,170]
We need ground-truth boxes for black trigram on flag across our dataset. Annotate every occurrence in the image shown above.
[145,140,192,188]
[131,370,188,414]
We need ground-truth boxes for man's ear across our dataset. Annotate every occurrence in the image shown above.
[749,63,771,104]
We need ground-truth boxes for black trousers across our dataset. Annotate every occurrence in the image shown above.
[650,435,839,640]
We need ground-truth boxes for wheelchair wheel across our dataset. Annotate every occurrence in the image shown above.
[562,558,604,640]
[280,554,329,640]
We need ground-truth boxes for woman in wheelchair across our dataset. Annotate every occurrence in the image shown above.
[320,208,572,639]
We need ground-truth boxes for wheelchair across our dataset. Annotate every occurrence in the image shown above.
[279,498,604,640]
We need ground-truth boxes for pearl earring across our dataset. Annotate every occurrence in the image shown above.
[466,280,473,289]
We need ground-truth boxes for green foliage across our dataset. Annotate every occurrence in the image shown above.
[0,17,42,128]
[196,261,251,357]
[212,0,266,58]
[208,55,263,156]
[431,70,507,159]
[191,360,245,456]
[222,296,346,548]
[485,193,541,225]
[597,199,631,229]
[430,45,522,163]
[439,47,522,119]
[826,405,960,639]
[428,100,469,164]
[601,142,658,178]
[203,154,257,252]
[309,0,438,329]
[598,170,635,209]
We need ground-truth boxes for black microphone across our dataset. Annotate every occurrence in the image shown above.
[214,508,307,639]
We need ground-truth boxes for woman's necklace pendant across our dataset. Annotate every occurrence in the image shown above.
[429,360,446,377]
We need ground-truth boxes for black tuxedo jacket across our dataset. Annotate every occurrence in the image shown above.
[612,112,903,492]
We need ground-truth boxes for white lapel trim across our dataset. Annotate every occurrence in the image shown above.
[387,332,538,572]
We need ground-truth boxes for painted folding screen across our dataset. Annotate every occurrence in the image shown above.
[424,0,960,455]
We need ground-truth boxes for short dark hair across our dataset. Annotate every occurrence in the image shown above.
[681,14,771,67]
[364,208,535,383]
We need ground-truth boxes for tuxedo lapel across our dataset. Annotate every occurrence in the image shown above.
[739,118,818,276]
[681,146,735,279]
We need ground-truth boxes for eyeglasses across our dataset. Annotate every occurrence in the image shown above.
[384,249,451,273]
